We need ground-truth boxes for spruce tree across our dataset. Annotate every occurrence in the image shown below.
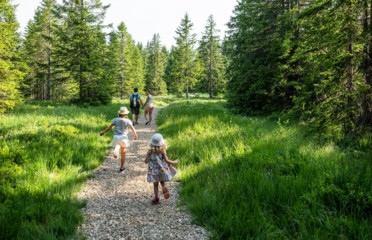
[197,15,226,98]
[292,0,367,136]
[169,13,198,99]
[144,33,167,95]
[0,0,25,113]
[54,0,111,104]
[22,0,59,100]
[108,22,144,98]
[225,0,292,113]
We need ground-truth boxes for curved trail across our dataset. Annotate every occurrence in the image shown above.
[78,108,208,239]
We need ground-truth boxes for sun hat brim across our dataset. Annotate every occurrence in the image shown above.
[118,110,129,114]
[118,107,130,114]
[149,139,165,147]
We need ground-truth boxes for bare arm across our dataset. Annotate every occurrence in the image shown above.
[143,96,149,107]
[100,123,114,136]
[161,149,179,165]
[140,98,145,108]
[145,150,151,164]
[129,124,138,140]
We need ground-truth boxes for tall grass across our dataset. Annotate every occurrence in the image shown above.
[0,100,130,239]
[0,95,179,239]
[157,100,372,239]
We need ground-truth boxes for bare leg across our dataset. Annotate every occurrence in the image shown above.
[148,108,153,124]
[160,181,170,199]
[135,114,139,124]
[144,109,149,122]
[154,182,159,198]
[152,182,160,204]
[119,145,126,171]
[113,144,120,158]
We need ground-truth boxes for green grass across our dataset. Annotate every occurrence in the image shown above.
[1,96,371,239]
[0,95,182,239]
[157,100,372,240]
[0,100,126,239]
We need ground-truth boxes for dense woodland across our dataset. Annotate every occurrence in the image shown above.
[1,0,372,138]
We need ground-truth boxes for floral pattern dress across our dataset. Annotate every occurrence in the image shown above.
[147,152,176,182]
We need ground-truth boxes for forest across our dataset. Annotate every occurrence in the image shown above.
[1,0,371,239]
[1,0,371,139]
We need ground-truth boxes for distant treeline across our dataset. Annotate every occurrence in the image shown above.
[1,0,226,107]
[2,0,372,139]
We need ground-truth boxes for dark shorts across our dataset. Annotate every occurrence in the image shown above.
[131,106,140,115]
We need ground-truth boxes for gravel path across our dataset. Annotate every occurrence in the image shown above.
[78,108,208,240]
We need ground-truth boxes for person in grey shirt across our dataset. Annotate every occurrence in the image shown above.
[100,106,138,172]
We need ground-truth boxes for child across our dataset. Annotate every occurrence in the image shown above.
[145,133,179,204]
[100,106,138,172]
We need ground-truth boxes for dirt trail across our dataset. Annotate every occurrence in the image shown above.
[78,108,208,239]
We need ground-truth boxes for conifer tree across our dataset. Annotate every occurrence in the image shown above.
[54,0,111,104]
[108,22,144,98]
[225,0,292,113]
[22,0,59,100]
[131,46,145,93]
[197,15,226,98]
[292,0,367,135]
[144,33,167,95]
[0,0,25,113]
[169,13,198,99]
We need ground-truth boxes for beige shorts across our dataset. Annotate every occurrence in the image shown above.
[110,135,130,148]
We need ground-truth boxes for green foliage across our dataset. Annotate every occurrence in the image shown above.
[144,34,168,95]
[225,0,292,114]
[108,22,145,99]
[157,101,372,239]
[225,0,372,138]
[166,14,198,99]
[54,0,113,105]
[0,101,118,238]
[0,0,25,113]
[197,15,227,98]
[21,0,60,101]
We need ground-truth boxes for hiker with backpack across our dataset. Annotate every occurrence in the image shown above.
[129,87,143,126]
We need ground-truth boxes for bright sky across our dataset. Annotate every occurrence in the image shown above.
[13,0,237,48]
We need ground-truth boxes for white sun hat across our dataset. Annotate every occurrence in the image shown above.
[150,133,166,147]
[118,106,130,115]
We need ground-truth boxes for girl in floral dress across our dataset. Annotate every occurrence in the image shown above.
[145,133,179,204]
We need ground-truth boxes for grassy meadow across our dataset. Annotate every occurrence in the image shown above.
[0,95,177,239]
[0,98,137,238]
[157,100,372,239]
[0,96,371,239]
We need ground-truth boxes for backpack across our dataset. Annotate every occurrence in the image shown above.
[130,93,140,108]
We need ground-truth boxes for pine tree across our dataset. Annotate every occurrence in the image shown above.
[131,45,145,93]
[0,0,25,113]
[169,13,198,99]
[54,0,111,104]
[291,0,368,136]
[144,33,167,95]
[22,0,59,100]
[226,0,299,113]
[197,15,226,98]
[360,0,372,128]
[108,22,145,98]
